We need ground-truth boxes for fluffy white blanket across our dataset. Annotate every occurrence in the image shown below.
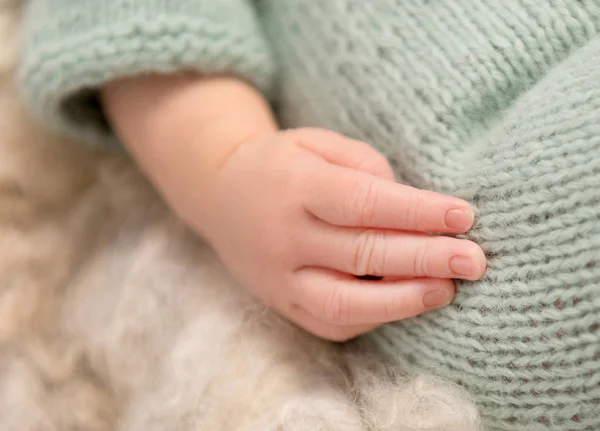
[0,2,482,430]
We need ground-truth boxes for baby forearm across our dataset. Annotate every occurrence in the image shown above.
[102,73,278,210]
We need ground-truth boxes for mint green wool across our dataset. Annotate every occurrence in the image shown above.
[18,1,600,430]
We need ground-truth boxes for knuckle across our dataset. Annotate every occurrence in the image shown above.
[288,162,309,196]
[412,240,431,276]
[404,192,423,230]
[344,178,380,226]
[354,229,386,275]
[382,293,404,321]
[287,163,317,204]
[353,229,387,276]
[321,286,349,323]
[286,225,306,258]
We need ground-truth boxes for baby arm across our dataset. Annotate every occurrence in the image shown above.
[103,74,486,341]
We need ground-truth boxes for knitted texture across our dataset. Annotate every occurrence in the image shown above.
[18,1,600,430]
[19,0,276,147]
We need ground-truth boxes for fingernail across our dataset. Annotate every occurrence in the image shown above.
[444,208,473,231]
[449,255,477,278]
[423,289,452,309]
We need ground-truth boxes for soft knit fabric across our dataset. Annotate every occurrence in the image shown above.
[18,1,600,430]
[19,0,276,147]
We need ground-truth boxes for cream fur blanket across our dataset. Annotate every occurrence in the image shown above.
[0,2,482,430]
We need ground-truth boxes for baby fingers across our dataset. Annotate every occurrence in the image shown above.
[291,268,456,327]
[300,225,487,280]
[304,164,474,234]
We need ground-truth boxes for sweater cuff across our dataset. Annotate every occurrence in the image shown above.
[18,0,277,148]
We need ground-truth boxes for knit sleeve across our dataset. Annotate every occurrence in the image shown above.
[18,0,277,148]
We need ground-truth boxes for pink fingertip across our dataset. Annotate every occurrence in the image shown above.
[449,256,478,278]
[444,208,474,231]
[422,289,452,309]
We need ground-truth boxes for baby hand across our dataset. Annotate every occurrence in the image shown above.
[191,128,486,341]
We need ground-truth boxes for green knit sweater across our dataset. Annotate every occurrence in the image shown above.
[19,1,600,430]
